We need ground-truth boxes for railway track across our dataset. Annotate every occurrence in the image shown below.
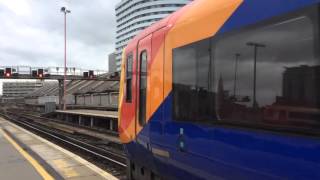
[15,108,119,136]
[10,109,122,146]
[0,109,127,178]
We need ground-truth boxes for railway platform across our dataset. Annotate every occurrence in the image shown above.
[0,117,118,180]
[55,109,118,119]
[50,109,118,133]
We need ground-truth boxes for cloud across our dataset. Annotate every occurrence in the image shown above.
[0,0,118,70]
[0,0,32,16]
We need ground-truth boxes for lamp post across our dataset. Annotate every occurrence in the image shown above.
[246,42,266,109]
[61,7,71,110]
[233,53,240,98]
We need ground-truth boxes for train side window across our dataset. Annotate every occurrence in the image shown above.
[173,38,215,122]
[139,51,147,126]
[213,5,320,129]
[173,5,320,132]
[126,54,133,102]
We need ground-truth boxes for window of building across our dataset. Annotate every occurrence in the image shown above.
[173,5,320,132]
[139,51,148,126]
[126,54,133,102]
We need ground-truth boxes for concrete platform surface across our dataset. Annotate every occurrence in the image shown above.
[56,109,118,119]
[0,117,118,180]
[0,129,43,180]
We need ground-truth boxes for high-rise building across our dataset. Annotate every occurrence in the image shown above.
[2,81,44,98]
[108,52,117,73]
[115,0,192,71]
[282,65,320,107]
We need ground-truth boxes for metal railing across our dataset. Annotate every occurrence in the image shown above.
[0,65,107,76]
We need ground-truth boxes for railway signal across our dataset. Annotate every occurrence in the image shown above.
[38,69,44,78]
[89,70,94,78]
[32,70,37,77]
[44,69,50,77]
[83,72,89,78]
[5,68,11,77]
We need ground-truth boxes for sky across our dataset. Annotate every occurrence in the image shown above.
[0,0,118,70]
[0,0,119,94]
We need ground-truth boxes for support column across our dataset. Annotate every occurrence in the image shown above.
[74,95,77,105]
[110,120,113,131]
[90,117,94,127]
[58,79,64,110]
[108,93,111,106]
[79,116,82,126]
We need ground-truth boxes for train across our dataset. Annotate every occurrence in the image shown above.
[119,0,320,179]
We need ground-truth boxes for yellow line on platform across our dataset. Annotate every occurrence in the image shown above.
[2,130,54,180]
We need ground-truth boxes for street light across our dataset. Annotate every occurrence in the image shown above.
[233,53,241,98]
[246,42,266,109]
[61,6,71,110]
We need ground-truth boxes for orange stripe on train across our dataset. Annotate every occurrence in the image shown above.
[119,0,243,143]
[164,0,243,99]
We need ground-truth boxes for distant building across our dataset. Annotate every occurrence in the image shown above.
[282,65,320,107]
[2,81,44,98]
[24,77,119,108]
[108,52,117,73]
[115,0,192,71]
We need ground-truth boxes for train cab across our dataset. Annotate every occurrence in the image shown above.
[119,0,320,179]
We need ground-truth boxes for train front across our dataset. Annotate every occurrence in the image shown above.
[118,48,135,146]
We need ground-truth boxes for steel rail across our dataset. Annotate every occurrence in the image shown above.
[0,111,127,168]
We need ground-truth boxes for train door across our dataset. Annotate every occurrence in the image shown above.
[135,34,152,148]
[148,28,168,179]
[149,28,165,146]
